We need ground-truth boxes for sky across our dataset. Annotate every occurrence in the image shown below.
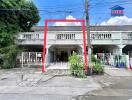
[31,0,132,26]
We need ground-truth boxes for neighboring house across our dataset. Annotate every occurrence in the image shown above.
[17,25,132,67]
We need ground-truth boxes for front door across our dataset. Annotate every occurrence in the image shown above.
[55,50,68,62]
[60,51,68,62]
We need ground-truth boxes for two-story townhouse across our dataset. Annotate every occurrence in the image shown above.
[17,25,132,67]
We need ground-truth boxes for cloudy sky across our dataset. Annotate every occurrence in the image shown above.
[31,0,132,26]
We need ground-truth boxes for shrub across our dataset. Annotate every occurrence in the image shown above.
[0,45,20,69]
[93,63,104,74]
[68,52,86,78]
[96,59,101,63]
[92,55,104,74]
[92,55,96,62]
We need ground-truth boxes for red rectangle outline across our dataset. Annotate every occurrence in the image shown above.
[42,19,88,74]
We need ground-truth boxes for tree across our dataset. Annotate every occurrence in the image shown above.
[0,0,40,68]
[0,0,40,32]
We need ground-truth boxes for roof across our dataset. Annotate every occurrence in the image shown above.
[111,5,124,10]
[31,25,132,32]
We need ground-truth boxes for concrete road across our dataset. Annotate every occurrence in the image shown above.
[76,77,132,100]
[0,68,132,100]
[0,68,101,100]
[77,96,132,100]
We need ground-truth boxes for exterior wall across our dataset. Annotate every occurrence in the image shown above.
[47,31,83,46]
[18,31,132,45]
[91,31,121,45]
[18,32,43,45]
[17,31,132,59]
[16,29,132,67]
[122,32,132,45]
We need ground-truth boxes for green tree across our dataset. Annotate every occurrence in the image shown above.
[0,0,40,68]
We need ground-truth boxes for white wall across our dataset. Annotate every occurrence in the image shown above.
[18,31,132,46]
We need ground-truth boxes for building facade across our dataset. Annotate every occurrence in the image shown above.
[17,26,132,67]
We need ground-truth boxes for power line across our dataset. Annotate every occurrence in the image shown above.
[1,0,132,21]
[1,0,132,11]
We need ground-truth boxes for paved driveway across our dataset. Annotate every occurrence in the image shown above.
[0,68,101,100]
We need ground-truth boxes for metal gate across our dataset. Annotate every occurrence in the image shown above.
[17,52,42,67]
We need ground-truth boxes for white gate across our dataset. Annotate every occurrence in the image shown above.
[17,52,42,67]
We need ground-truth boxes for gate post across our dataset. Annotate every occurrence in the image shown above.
[21,52,24,68]
[28,52,31,67]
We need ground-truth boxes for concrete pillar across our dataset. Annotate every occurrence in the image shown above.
[117,32,126,55]
[36,52,37,64]
[45,48,49,65]
[117,45,126,55]
[119,47,123,55]
[28,52,31,67]
[125,55,130,69]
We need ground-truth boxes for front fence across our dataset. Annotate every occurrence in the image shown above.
[17,52,42,67]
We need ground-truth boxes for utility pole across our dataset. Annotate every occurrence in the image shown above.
[85,0,92,75]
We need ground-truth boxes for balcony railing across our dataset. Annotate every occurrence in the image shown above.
[22,33,40,40]
[56,33,75,40]
[92,33,112,40]
[18,31,132,45]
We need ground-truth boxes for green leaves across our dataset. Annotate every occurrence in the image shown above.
[92,55,104,74]
[68,52,86,78]
[0,0,40,68]
[0,45,20,69]
[92,63,104,74]
[17,0,40,31]
[0,0,40,32]
[0,32,13,47]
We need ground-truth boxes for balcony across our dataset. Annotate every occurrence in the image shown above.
[17,32,43,45]
[91,32,121,45]
[122,32,132,45]
[17,31,132,46]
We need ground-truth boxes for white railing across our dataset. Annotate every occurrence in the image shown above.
[18,31,132,45]
[22,33,40,40]
[56,33,75,40]
[92,33,112,40]
[122,32,132,44]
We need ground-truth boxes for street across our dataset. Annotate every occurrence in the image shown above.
[76,73,132,100]
[0,68,132,100]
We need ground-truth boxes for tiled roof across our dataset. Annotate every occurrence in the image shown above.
[31,25,132,32]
